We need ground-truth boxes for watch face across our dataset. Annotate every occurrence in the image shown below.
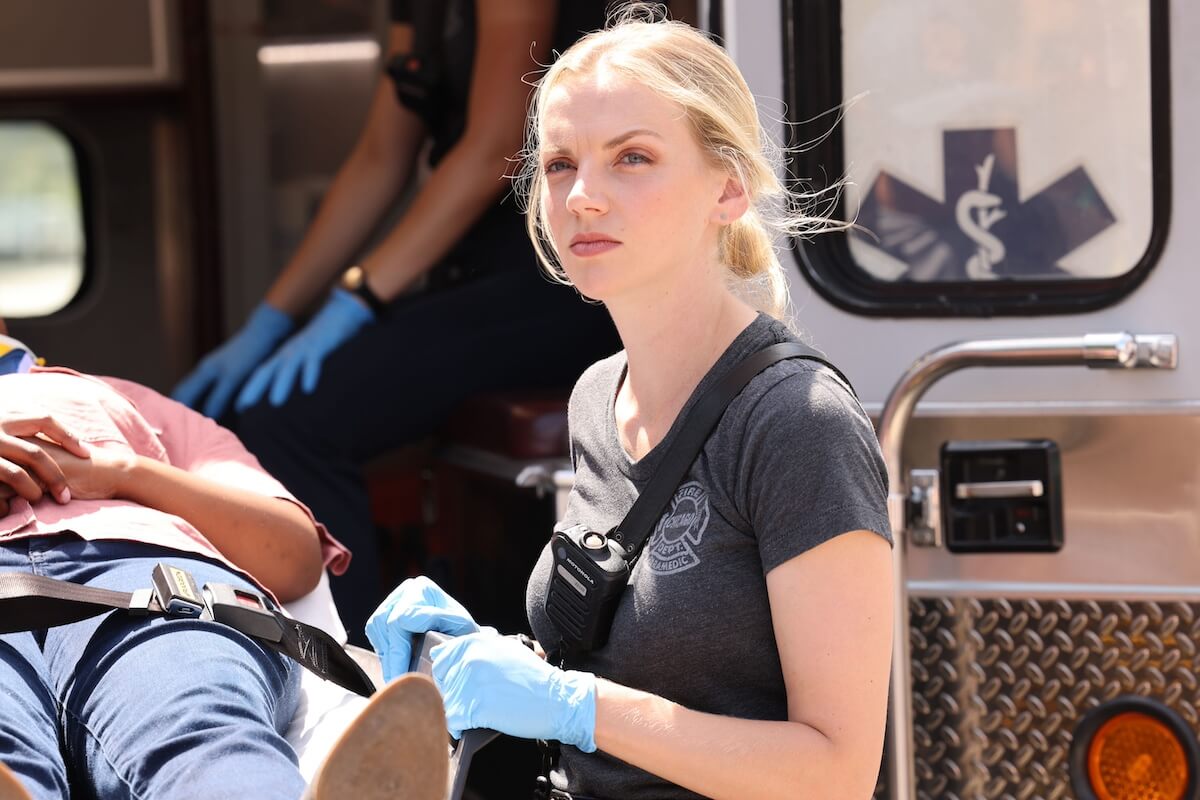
[341,265,385,316]
[343,266,364,290]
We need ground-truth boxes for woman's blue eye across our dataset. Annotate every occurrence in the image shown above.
[544,160,571,174]
[620,152,650,165]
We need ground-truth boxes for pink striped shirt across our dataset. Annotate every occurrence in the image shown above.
[0,367,351,597]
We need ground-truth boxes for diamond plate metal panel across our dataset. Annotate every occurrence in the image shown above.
[875,597,1200,800]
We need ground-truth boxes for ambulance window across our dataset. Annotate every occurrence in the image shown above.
[0,121,87,318]
[783,1,1169,316]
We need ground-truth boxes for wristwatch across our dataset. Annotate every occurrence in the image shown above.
[339,265,388,318]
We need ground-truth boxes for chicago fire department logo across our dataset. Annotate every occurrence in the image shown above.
[647,482,710,575]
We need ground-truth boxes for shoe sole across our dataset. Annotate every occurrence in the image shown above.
[307,673,449,800]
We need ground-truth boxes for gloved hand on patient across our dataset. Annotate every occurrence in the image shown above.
[366,576,496,683]
[366,576,596,751]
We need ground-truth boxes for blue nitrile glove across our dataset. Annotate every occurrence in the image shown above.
[235,289,374,411]
[365,576,495,683]
[171,302,294,418]
[431,632,597,752]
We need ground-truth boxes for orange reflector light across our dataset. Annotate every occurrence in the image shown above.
[1087,711,1189,800]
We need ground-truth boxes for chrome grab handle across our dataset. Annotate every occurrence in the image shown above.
[954,479,1044,500]
[876,331,1177,800]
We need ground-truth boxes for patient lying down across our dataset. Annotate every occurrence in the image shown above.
[0,322,449,800]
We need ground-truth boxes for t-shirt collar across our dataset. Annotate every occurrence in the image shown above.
[612,312,776,481]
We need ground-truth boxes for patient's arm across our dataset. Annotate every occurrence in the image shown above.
[26,437,324,603]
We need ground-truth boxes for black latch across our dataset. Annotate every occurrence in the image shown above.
[940,439,1063,553]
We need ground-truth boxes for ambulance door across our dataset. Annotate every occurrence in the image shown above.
[0,0,219,391]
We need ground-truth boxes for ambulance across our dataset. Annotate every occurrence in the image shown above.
[0,2,1189,798]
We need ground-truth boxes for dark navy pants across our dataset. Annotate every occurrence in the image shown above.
[236,266,618,644]
[0,536,303,800]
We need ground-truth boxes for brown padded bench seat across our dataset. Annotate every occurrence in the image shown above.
[442,390,571,460]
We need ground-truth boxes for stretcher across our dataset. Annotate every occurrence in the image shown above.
[285,576,492,798]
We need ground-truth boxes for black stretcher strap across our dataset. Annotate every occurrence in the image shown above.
[0,572,376,698]
[0,572,162,631]
[270,617,376,698]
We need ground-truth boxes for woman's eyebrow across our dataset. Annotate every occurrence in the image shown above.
[542,128,663,157]
[604,129,663,149]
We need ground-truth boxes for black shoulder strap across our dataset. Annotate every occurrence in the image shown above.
[611,342,855,561]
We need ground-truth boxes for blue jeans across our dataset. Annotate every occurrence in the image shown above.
[0,536,303,800]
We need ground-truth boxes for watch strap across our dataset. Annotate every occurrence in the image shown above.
[343,266,389,318]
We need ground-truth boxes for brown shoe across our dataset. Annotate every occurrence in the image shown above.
[306,673,449,800]
[0,762,31,800]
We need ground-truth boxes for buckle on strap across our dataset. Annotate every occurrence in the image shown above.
[0,566,376,698]
[202,582,284,643]
[174,569,374,697]
[151,562,284,642]
[153,565,373,696]
[151,563,205,618]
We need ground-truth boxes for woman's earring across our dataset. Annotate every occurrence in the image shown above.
[719,213,728,222]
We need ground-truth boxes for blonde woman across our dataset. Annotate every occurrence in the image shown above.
[368,11,894,799]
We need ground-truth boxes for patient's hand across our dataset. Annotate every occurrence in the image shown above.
[23,438,132,502]
[0,414,90,515]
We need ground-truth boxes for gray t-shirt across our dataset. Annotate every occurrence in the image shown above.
[525,313,892,800]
